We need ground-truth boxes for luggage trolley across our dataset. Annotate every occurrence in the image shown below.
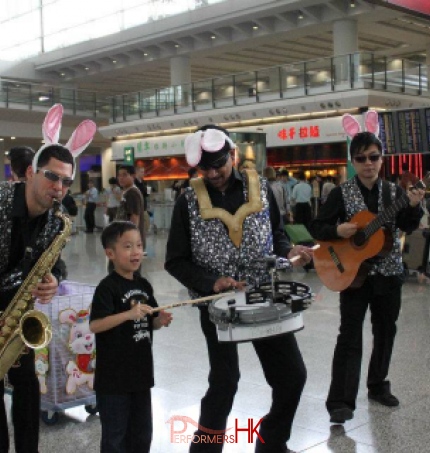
[5,281,98,425]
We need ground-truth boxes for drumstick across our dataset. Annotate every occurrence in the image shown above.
[289,244,320,263]
[151,291,237,313]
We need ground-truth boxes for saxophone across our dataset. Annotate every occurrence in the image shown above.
[0,201,72,380]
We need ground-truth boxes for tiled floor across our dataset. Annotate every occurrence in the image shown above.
[5,228,430,452]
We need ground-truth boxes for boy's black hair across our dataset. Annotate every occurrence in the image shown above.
[37,144,74,170]
[9,146,35,177]
[101,221,138,249]
[109,176,118,185]
[350,132,382,158]
[118,165,136,175]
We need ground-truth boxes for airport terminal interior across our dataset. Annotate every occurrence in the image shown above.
[2,0,430,452]
[4,228,430,453]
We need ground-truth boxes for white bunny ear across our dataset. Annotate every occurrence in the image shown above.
[342,114,361,138]
[201,129,227,152]
[43,104,63,144]
[185,131,204,167]
[364,110,380,136]
[65,120,97,158]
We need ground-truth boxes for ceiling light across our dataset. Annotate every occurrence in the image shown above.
[0,138,4,142]
[85,67,89,71]
[211,35,216,40]
[112,60,117,64]
[350,0,355,7]
[298,11,304,20]
[174,44,180,48]
[144,52,148,56]
[253,25,259,30]
[11,137,15,140]
[38,95,50,102]
[60,72,65,76]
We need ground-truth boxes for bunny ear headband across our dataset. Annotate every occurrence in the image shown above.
[342,109,380,140]
[184,128,235,167]
[32,104,97,179]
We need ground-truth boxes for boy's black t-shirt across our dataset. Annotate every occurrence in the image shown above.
[90,271,158,394]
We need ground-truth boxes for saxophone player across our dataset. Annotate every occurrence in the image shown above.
[0,104,96,453]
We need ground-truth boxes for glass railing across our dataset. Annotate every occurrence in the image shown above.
[110,52,428,123]
[0,52,426,122]
[0,79,111,117]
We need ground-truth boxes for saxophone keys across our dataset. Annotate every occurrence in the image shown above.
[5,319,17,328]
[1,326,11,335]
[16,302,27,310]
[0,338,5,346]
[11,310,22,318]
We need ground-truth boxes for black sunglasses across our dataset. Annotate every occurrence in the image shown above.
[38,169,74,188]
[353,154,382,164]
[198,153,230,171]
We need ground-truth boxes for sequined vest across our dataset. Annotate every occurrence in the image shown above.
[0,182,63,292]
[341,178,403,276]
[185,175,273,297]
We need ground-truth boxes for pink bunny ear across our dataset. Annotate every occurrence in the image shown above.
[65,120,97,158]
[342,114,361,138]
[364,110,380,136]
[43,104,63,144]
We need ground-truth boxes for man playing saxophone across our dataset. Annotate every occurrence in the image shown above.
[0,104,96,453]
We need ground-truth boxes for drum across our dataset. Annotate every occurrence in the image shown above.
[208,280,312,342]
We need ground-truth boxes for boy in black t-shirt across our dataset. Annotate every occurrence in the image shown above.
[90,221,172,453]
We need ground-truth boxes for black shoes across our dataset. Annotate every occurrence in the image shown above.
[329,407,354,424]
[368,391,400,407]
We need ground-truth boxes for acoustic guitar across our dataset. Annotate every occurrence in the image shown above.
[313,180,426,292]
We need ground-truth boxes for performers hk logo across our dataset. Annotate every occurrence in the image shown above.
[166,415,265,444]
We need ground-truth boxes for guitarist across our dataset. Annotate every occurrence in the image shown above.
[309,131,424,425]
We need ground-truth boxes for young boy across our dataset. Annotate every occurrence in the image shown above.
[90,221,172,453]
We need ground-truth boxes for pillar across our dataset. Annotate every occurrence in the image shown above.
[170,56,191,107]
[333,20,358,85]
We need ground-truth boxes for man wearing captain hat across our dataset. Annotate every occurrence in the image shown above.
[165,124,313,453]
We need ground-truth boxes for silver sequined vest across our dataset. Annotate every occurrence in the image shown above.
[341,178,403,276]
[185,176,273,296]
[0,182,63,292]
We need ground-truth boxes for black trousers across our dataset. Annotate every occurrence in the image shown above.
[190,307,306,453]
[84,202,97,231]
[0,349,40,453]
[97,390,152,453]
[326,274,402,413]
[294,202,312,229]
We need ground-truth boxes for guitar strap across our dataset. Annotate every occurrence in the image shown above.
[381,180,392,210]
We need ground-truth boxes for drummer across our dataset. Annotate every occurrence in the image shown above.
[165,124,313,453]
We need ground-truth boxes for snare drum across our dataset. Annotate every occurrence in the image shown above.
[208,281,312,342]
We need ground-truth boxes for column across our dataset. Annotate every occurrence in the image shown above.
[333,20,358,85]
[426,44,430,91]
[0,142,5,181]
[170,56,191,107]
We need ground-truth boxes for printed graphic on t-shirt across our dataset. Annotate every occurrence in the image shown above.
[123,290,151,343]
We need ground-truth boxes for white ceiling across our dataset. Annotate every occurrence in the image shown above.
[28,0,430,96]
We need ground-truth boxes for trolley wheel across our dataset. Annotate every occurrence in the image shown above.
[85,404,98,415]
[41,410,59,425]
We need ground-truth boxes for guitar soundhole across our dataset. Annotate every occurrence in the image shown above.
[352,231,367,247]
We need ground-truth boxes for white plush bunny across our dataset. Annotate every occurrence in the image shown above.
[32,103,97,178]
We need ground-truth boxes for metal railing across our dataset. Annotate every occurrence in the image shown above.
[109,52,428,123]
[0,52,426,122]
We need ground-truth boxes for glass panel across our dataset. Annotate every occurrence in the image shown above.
[193,80,213,108]
[234,71,256,101]
[213,75,235,102]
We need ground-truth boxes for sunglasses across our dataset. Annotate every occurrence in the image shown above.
[353,154,382,164]
[198,154,229,171]
[38,169,74,188]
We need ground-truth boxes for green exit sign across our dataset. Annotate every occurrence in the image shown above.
[124,147,134,165]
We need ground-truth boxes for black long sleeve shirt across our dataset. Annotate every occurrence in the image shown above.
[309,176,423,241]
[165,169,291,295]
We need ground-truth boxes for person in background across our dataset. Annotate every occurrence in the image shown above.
[280,169,297,199]
[399,162,419,191]
[8,146,35,181]
[291,172,312,228]
[84,179,99,233]
[165,124,313,453]
[90,221,172,453]
[263,166,289,225]
[309,131,424,425]
[134,166,151,242]
[321,176,336,204]
[105,176,122,223]
[116,165,146,252]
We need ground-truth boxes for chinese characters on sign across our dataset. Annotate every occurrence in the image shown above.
[124,147,134,164]
[277,125,320,141]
